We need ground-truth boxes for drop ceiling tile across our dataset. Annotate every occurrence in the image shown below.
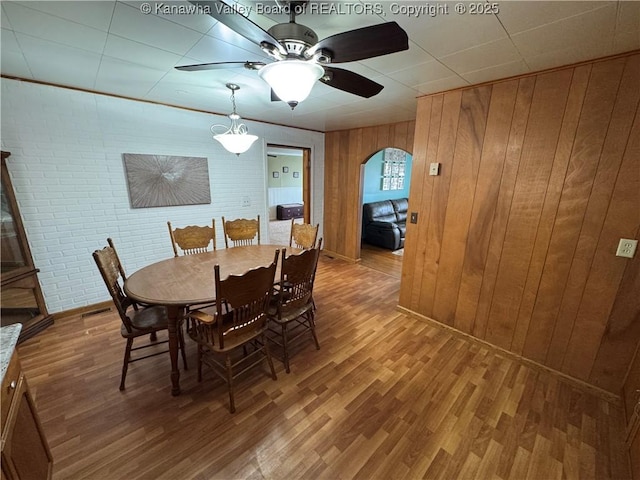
[324,103,414,131]
[251,108,312,128]
[439,37,522,75]
[2,2,108,54]
[616,1,640,34]
[362,43,437,74]
[94,56,168,97]
[109,2,202,55]
[182,33,265,63]
[524,40,613,72]
[496,1,611,35]
[401,7,507,58]
[142,87,206,110]
[415,76,470,96]
[13,33,102,88]
[237,1,280,33]
[8,1,116,31]
[388,58,460,87]
[614,31,640,52]
[0,29,33,78]
[0,50,33,78]
[461,60,529,86]
[1,5,12,29]
[1,28,21,53]
[511,4,617,57]
[103,35,183,70]
[144,82,237,114]
[199,17,270,57]
[371,79,420,110]
[144,1,218,33]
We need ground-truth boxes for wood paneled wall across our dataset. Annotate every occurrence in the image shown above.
[323,121,415,260]
[400,52,640,394]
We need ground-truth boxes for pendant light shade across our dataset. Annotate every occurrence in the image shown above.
[211,83,258,155]
[258,60,324,109]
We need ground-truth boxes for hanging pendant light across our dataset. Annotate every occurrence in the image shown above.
[211,83,258,155]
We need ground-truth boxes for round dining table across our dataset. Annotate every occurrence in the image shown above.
[124,244,298,396]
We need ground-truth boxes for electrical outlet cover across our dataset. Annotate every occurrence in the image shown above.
[616,238,638,258]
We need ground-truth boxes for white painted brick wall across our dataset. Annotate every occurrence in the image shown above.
[1,79,325,314]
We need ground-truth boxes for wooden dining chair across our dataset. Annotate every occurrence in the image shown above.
[289,220,319,249]
[222,215,260,248]
[186,249,280,413]
[267,239,322,373]
[168,219,216,256]
[93,238,187,390]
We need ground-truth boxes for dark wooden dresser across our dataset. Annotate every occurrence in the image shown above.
[277,203,304,220]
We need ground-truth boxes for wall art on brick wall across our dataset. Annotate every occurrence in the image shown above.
[122,153,211,208]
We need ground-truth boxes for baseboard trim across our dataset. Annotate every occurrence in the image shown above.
[396,305,621,404]
[53,301,113,321]
[321,250,360,264]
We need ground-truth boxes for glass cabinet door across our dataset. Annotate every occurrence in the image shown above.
[1,151,53,340]
[1,171,29,274]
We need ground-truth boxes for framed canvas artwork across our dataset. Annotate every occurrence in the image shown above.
[123,153,211,208]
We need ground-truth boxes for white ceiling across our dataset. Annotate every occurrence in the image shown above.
[1,1,638,132]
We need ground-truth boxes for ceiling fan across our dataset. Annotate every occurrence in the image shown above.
[175,0,409,109]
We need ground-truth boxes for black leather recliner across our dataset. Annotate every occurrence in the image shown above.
[362,198,408,251]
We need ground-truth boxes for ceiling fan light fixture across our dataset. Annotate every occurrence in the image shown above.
[212,83,258,155]
[258,60,324,109]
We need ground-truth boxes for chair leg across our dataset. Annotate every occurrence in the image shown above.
[150,332,158,342]
[264,334,277,380]
[308,311,320,350]
[225,354,235,414]
[120,338,133,391]
[178,323,188,370]
[281,323,291,374]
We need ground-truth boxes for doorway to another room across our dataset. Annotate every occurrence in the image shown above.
[267,145,311,245]
[359,147,412,278]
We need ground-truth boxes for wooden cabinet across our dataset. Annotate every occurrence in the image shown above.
[1,350,53,480]
[1,151,53,342]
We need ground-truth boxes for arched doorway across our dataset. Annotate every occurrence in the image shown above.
[359,147,413,276]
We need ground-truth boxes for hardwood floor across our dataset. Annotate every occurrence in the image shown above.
[17,255,630,479]
[359,243,404,278]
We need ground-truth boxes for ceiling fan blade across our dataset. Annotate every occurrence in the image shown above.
[175,61,266,72]
[320,67,384,98]
[308,22,408,63]
[188,1,286,55]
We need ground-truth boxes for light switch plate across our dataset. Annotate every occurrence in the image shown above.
[616,238,637,258]
[429,163,440,176]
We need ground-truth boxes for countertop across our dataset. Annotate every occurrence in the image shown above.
[1,323,22,383]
